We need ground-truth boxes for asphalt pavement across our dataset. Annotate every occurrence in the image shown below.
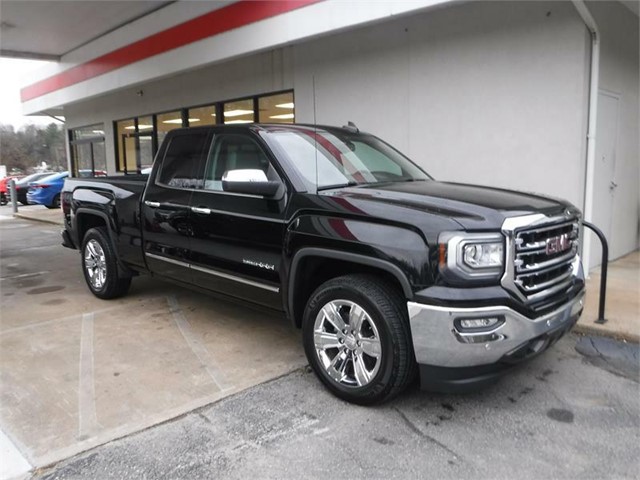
[35,334,639,479]
[1,204,638,480]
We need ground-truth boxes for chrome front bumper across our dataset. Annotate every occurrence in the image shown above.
[407,290,585,368]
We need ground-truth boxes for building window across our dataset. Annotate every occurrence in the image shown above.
[157,110,184,147]
[114,90,294,173]
[259,92,294,123]
[69,124,107,177]
[223,98,254,124]
[116,117,154,174]
[188,105,216,126]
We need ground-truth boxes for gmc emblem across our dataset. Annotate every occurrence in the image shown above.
[546,233,571,255]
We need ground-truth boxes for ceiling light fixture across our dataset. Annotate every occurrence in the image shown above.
[224,109,254,117]
[275,102,294,109]
[269,113,295,120]
[162,118,200,124]
[225,119,253,124]
[125,124,153,130]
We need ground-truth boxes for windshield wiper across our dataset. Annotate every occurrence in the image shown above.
[317,181,359,191]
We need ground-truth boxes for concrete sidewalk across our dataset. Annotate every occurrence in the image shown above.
[12,205,64,226]
[576,250,639,343]
[10,206,639,343]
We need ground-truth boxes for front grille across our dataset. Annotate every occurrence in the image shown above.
[513,221,579,302]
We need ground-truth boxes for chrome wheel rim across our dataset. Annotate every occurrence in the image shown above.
[313,299,382,388]
[84,239,107,290]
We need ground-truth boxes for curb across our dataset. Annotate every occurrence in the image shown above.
[574,323,639,344]
[14,213,64,227]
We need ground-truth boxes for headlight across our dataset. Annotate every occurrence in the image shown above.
[462,242,503,269]
[439,232,504,283]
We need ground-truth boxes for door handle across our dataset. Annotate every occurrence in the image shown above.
[191,206,211,215]
[144,201,160,208]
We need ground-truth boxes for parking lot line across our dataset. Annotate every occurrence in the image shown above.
[0,270,49,281]
[0,305,120,336]
[78,313,99,440]
[167,295,233,392]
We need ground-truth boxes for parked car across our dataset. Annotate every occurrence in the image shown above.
[62,124,585,405]
[0,175,24,205]
[78,169,107,177]
[27,171,69,209]
[12,172,55,205]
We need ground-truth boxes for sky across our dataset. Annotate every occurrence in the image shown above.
[0,58,62,128]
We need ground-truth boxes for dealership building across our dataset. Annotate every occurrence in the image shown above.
[6,0,639,269]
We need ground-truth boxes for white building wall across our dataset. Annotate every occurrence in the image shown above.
[64,48,295,174]
[587,1,640,260]
[63,1,639,261]
[293,1,590,210]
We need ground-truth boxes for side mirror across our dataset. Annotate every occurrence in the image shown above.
[222,169,282,198]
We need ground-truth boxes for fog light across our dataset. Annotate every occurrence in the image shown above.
[455,316,503,331]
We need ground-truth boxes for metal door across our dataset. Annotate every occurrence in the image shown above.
[589,91,619,270]
[141,130,211,284]
[188,132,286,309]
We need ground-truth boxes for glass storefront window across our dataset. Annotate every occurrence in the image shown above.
[93,141,107,175]
[116,119,135,172]
[72,124,105,140]
[157,110,183,147]
[113,91,294,173]
[223,99,254,124]
[69,124,106,177]
[258,92,294,124]
[188,105,216,126]
[137,116,153,132]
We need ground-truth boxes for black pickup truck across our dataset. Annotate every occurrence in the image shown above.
[62,124,585,404]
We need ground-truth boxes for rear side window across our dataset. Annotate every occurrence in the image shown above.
[157,132,209,189]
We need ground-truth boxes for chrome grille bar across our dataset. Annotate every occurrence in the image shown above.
[514,220,579,300]
[516,246,578,273]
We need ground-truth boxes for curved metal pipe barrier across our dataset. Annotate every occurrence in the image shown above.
[582,221,608,324]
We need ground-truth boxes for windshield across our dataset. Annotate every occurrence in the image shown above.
[263,128,430,191]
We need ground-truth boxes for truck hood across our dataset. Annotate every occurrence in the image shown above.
[323,180,577,230]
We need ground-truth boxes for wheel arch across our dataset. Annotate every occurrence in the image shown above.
[75,208,133,277]
[287,248,413,328]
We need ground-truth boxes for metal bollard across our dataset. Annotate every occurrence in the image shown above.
[582,221,608,325]
[9,179,18,214]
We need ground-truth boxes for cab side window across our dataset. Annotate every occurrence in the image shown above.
[156,132,209,189]
[203,134,274,191]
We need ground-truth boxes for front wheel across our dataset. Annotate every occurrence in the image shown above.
[302,274,415,405]
[81,227,131,299]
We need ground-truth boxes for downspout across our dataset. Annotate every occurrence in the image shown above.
[572,0,600,272]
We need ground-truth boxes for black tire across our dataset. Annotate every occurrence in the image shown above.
[302,274,416,405]
[81,227,131,299]
[46,194,61,209]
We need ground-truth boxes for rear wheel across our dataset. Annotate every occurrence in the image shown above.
[46,194,61,209]
[81,227,131,299]
[302,274,415,405]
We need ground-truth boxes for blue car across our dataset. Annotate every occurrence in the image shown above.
[27,171,69,209]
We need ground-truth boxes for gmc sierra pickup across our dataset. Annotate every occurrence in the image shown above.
[62,124,585,405]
